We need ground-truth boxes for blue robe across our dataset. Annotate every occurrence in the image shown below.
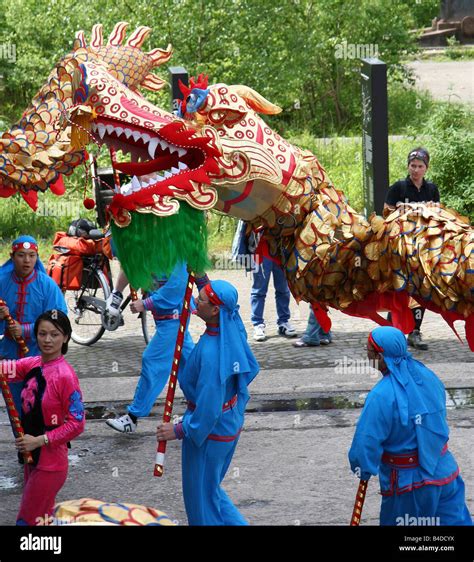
[0,269,67,414]
[179,327,248,526]
[128,262,194,418]
[349,327,472,526]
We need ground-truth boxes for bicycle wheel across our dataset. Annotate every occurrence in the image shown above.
[141,309,156,345]
[65,268,111,346]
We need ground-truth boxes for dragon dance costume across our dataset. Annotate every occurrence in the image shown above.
[0,236,67,414]
[173,280,259,525]
[349,327,472,526]
[2,355,85,525]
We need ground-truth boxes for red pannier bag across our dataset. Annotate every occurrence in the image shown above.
[51,231,113,259]
[47,254,84,291]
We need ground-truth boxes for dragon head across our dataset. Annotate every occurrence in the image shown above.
[64,24,222,226]
[175,79,326,223]
[0,22,222,219]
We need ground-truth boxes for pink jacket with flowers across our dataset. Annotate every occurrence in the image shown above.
[2,355,85,471]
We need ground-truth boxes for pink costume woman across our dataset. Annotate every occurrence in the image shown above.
[1,310,85,526]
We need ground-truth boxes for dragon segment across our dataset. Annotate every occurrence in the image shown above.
[3,23,473,348]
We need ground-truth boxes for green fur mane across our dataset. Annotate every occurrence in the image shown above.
[111,203,210,290]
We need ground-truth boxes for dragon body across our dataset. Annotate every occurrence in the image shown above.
[2,23,473,348]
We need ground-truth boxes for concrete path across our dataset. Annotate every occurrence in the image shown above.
[406,60,474,104]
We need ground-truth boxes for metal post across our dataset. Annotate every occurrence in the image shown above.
[361,58,389,217]
[168,66,189,114]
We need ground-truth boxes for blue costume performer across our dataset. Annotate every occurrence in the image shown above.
[106,261,196,433]
[349,326,472,526]
[159,280,259,525]
[0,236,67,413]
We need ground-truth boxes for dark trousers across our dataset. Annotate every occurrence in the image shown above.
[387,307,425,332]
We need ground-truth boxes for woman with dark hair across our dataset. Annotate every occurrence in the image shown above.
[383,147,440,350]
[0,309,85,525]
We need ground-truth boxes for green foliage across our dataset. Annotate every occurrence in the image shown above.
[396,0,439,29]
[207,210,238,254]
[0,0,421,134]
[423,104,474,218]
[387,82,434,134]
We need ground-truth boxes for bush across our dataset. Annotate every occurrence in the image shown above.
[424,104,474,219]
[388,82,435,134]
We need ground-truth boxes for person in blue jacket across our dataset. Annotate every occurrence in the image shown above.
[106,261,200,433]
[0,235,67,414]
[349,326,472,526]
[157,279,260,525]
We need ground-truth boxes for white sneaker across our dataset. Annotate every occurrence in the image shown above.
[105,290,123,317]
[278,321,297,337]
[106,414,137,433]
[253,324,266,341]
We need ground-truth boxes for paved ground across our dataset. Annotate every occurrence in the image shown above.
[406,60,474,104]
[0,267,473,528]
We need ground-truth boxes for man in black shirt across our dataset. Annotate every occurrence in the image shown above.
[384,147,440,351]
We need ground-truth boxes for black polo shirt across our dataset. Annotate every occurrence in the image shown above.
[385,176,440,206]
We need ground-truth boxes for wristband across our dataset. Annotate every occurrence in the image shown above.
[173,422,185,440]
[43,434,49,446]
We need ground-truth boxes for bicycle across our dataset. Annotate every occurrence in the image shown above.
[53,230,155,346]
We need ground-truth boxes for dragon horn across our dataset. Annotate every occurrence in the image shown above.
[90,24,103,48]
[147,45,173,67]
[75,30,87,48]
[107,22,129,46]
[126,26,152,49]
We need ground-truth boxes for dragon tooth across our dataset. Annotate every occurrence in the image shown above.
[147,177,159,186]
[97,124,106,139]
[120,182,132,195]
[171,167,180,175]
[141,133,151,144]
[159,139,170,151]
[132,175,141,191]
[114,127,124,137]
[91,123,98,132]
[177,148,187,157]
[132,131,141,142]
[178,162,188,171]
[105,124,114,135]
[163,171,172,179]
[124,128,133,139]
[168,146,178,155]
[148,138,159,159]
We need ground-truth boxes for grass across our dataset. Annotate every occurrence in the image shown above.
[404,45,474,63]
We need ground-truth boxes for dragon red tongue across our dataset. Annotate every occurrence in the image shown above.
[114,153,178,175]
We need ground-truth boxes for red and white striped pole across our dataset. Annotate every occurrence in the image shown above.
[0,298,29,357]
[154,273,195,477]
[0,299,32,463]
[0,367,33,465]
